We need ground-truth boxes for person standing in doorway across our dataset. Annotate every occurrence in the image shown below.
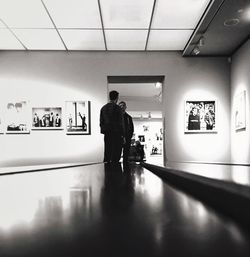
[100,91,125,164]
[119,101,134,167]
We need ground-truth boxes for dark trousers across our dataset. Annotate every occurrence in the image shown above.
[104,132,123,163]
[122,138,131,164]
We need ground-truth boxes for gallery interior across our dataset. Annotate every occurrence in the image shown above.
[0,0,250,256]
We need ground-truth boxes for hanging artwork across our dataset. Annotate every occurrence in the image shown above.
[235,91,246,131]
[6,101,30,134]
[0,108,3,134]
[65,101,90,135]
[185,100,217,133]
[32,107,63,130]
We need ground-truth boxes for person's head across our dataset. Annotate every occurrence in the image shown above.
[109,90,119,103]
[192,107,198,116]
[119,101,127,113]
[7,103,15,110]
[15,102,22,112]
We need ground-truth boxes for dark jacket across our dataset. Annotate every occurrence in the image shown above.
[100,102,124,135]
[123,112,134,140]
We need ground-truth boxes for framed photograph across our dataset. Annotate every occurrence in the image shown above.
[32,107,63,130]
[65,101,90,135]
[185,100,217,133]
[235,91,246,131]
[0,109,3,134]
[6,101,30,134]
[138,135,145,142]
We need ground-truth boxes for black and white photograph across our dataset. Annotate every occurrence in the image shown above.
[138,135,145,142]
[185,100,217,133]
[0,0,250,256]
[0,110,3,134]
[66,101,90,135]
[235,90,246,131]
[6,101,30,134]
[32,107,63,130]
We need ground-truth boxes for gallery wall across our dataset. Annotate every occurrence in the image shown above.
[231,39,250,164]
[0,51,230,167]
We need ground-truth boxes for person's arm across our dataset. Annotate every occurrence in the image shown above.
[129,115,134,139]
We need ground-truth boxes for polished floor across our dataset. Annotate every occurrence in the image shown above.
[167,162,250,186]
[0,163,250,257]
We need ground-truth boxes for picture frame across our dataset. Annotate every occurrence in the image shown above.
[235,90,246,131]
[32,107,63,130]
[65,101,91,135]
[0,111,3,134]
[5,100,30,134]
[185,100,217,133]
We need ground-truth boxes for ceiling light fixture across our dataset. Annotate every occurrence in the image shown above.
[198,36,205,47]
[193,46,200,55]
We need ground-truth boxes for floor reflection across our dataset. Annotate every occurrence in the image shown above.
[0,163,249,257]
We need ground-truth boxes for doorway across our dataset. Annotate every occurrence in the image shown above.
[108,76,165,166]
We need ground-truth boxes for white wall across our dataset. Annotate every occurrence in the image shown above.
[163,57,231,163]
[0,51,230,167]
[231,39,250,164]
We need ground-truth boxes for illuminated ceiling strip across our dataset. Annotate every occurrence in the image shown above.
[145,0,157,51]
[0,18,27,50]
[40,0,68,50]
[98,0,107,51]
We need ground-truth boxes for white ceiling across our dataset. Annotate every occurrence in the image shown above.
[0,0,210,51]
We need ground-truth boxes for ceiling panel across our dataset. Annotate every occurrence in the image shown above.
[0,0,53,28]
[100,0,154,29]
[43,0,102,29]
[59,29,105,50]
[105,30,148,50]
[0,29,25,49]
[12,29,65,50]
[147,30,193,50]
[152,0,210,29]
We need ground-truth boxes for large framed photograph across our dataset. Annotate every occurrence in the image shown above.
[6,101,30,134]
[185,100,217,133]
[235,90,246,131]
[66,101,90,135]
[32,107,63,130]
[0,108,3,134]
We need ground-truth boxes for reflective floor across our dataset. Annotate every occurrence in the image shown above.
[167,162,250,186]
[0,163,250,257]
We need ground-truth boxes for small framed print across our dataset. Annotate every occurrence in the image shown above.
[32,107,63,130]
[185,100,217,133]
[66,101,91,135]
[235,91,246,131]
[6,100,30,134]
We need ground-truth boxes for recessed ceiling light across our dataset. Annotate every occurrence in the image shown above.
[193,46,200,55]
[224,18,240,26]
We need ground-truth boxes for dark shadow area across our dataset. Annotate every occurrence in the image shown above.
[142,162,250,234]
